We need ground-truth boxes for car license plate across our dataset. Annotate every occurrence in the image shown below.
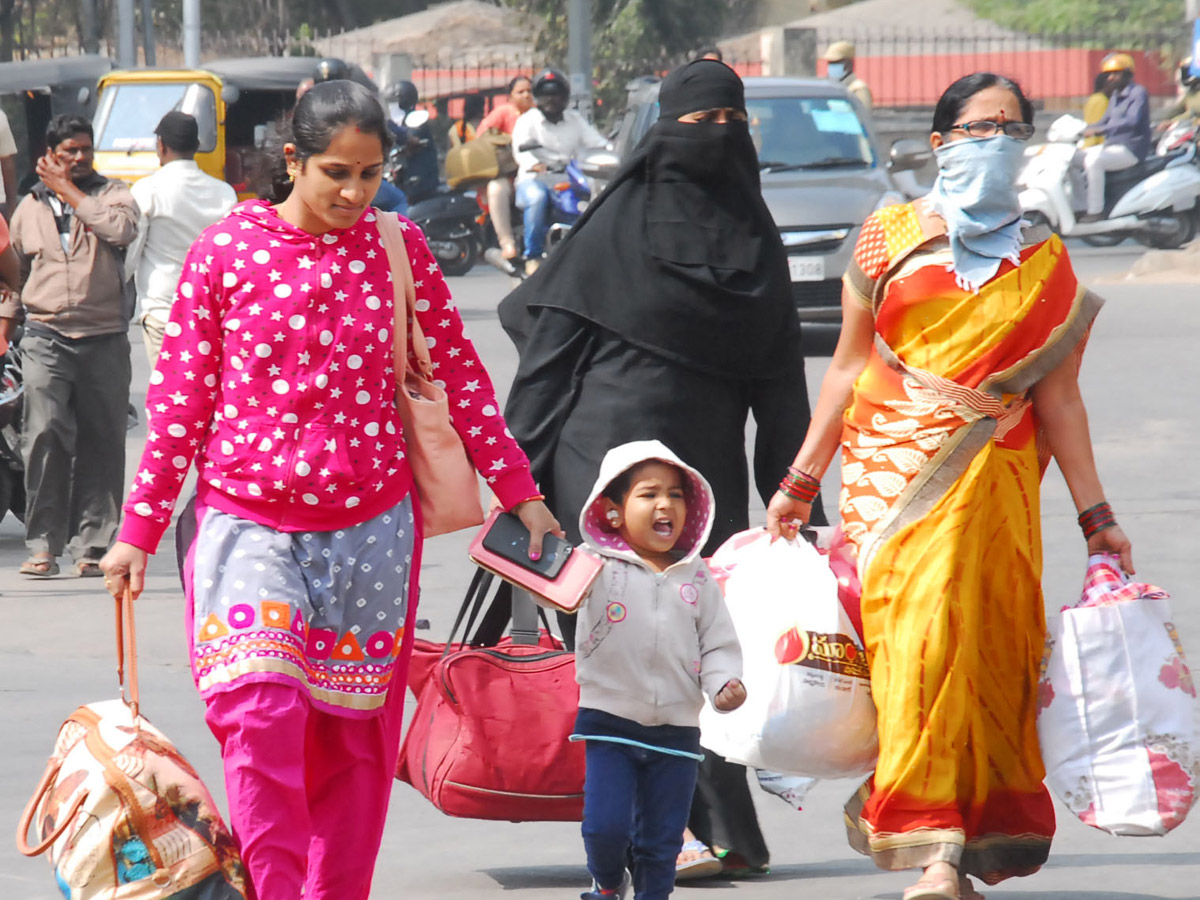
[788,256,825,282]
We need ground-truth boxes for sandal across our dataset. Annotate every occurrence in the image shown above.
[959,875,986,900]
[902,877,958,900]
[675,839,722,880]
[716,850,770,878]
[20,555,59,577]
[76,560,104,578]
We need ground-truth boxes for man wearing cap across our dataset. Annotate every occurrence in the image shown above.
[127,111,237,365]
[824,41,873,111]
[6,114,139,577]
[1080,53,1151,222]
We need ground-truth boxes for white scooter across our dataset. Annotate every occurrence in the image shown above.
[1019,114,1200,249]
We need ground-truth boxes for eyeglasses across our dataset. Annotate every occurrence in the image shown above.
[947,120,1035,140]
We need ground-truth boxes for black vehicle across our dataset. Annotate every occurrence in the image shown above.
[0,343,26,524]
[0,55,113,196]
[406,189,481,277]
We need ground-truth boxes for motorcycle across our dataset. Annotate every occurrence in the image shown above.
[383,109,481,277]
[0,342,26,524]
[1156,116,1200,157]
[1019,114,1200,249]
[406,189,482,277]
[481,145,594,279]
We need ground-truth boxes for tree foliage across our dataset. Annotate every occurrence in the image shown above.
[965,0,1187,36]
[0,0,431,62]
[508,0,735,123]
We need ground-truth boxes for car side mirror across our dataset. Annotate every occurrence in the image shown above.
[77,86,92,106]
[889,138,932,173]
[221,84,240,105]
[577,147,621,181]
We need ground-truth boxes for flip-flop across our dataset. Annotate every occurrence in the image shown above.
[675,840,723,880]
[20,556,59,577]
[76,560,104,578]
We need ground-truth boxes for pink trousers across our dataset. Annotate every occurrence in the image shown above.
[204,677,407,900]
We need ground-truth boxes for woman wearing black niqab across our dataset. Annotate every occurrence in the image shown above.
[500,59,824,877]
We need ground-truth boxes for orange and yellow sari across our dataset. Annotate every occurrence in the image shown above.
[838,203,1102,884]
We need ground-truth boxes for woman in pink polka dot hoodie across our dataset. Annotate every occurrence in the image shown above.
[100,81,560,900]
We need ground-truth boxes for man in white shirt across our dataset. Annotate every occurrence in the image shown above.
[0,108,18,221]
[127,111,237,364]
[512,69,606,274]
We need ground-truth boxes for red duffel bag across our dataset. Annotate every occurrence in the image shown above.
[396,570,586,821]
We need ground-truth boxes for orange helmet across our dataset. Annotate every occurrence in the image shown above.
[1101,52,1135,74]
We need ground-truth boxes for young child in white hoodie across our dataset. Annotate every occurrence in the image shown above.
[565,440,745,900]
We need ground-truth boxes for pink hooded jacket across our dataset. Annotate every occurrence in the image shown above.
[119,202,537,553]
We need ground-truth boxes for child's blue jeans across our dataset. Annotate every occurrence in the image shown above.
[581,739,699,899]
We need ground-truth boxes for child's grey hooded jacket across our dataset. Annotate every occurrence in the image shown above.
[573,440,741,728]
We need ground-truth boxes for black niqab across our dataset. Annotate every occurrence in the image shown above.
[499,60,796,380]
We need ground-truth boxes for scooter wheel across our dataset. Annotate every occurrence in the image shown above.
[438,238,478,277]
[1082,233,1126,248]
[1137,211,1197,251]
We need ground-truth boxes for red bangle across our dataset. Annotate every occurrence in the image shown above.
[779,468,820,503]
[1078,502,1117,540]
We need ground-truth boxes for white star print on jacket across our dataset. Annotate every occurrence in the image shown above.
[118,202,538,553]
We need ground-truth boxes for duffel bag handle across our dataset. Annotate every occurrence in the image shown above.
[114,585,140,718]
[15,759,88,857]
[441,569,497,658]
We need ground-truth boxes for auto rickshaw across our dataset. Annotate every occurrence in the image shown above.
[0,55,114,196]
[92,56,377,198]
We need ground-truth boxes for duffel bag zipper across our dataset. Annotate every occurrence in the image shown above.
[444,781,584,800]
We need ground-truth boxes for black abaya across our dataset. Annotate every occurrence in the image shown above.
[499,59,825,871]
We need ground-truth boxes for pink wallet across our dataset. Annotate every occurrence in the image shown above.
[468,509,603,614]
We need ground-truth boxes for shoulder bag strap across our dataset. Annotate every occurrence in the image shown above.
[377,212,434,381]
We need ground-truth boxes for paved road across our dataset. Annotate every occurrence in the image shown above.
[3,241,1198,900]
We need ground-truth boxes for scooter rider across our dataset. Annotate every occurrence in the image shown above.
[385,80,440,206]
[511,69,606,275]
[1158,58,1200,129]
[1080,53,1151,222]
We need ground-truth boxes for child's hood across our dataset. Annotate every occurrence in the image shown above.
[580,440,715,566]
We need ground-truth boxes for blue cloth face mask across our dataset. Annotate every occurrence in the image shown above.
[928,134,1027,293]
[827,62,848,81]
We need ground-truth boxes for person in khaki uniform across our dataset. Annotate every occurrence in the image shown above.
[825,40,873,111]
[5,114,138,577]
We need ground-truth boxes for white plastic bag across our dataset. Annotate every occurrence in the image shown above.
[699,529,878,778]
[1038,554,1200,835]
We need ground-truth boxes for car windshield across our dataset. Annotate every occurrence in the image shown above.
[748,96,874,171]
[93,82,218,153]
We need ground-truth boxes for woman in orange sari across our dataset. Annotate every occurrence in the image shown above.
[767,74,1133,900]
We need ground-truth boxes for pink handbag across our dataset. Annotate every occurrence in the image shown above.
[377,212,484,537]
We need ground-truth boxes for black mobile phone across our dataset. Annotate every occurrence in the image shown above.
[480,511,573,579]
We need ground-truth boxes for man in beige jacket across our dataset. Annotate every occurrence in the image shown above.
[5,114,138,577]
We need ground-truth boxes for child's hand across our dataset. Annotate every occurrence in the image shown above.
[714,678,746,712]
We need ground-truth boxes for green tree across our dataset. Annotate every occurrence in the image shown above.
[509,0,731,123]
[966,0,1186,36]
